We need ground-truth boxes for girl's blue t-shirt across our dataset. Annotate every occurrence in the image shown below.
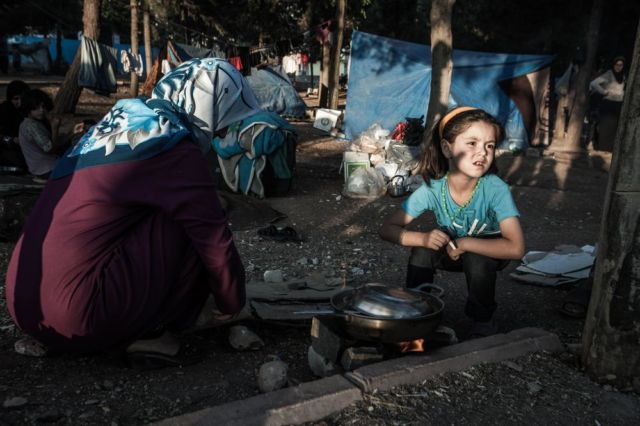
[402,174,519,238]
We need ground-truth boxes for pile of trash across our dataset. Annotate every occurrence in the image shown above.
[342,123,424,199]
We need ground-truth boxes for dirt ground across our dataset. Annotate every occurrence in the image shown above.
[1,83,639,425]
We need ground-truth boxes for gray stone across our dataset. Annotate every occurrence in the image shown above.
[527,382,542,394]
[257,360,288,393]
[430,325,458,346]
[503,360,524,372]
[307,346,338,378]
[3,396,28,408]
[228,325,264,351]
[340,347,383,371]
[263,270,284,283]
[310,317,352,363]
[14,337,47,357]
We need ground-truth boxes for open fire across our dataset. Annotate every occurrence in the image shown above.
[396,338,425,353]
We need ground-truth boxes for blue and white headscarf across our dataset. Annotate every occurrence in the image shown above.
[52,58,260,179]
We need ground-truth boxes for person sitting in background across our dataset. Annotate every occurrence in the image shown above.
[18,89,67,182]
[0,80,30,170]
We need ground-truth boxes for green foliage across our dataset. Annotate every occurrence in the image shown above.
[0,0,83,37]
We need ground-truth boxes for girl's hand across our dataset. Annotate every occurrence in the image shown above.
[422,229,450,251]
[446,240,465,260]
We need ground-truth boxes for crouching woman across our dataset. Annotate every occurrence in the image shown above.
[5,59,261,365]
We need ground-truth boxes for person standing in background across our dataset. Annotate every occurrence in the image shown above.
[589,56,626,152]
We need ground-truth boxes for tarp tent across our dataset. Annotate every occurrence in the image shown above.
[142,39,225,96]
[345,31,553,149]
[245,66,306,118]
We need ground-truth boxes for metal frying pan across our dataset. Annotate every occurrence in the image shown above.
[326,284,445,342]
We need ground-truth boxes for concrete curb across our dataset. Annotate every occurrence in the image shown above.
[345,327,563,393]
[153,375,362,426]
[153,327,563,425]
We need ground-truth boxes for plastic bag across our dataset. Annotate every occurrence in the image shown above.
[352,123,389,154]
[343,167,386,199]
[385,142,422,174]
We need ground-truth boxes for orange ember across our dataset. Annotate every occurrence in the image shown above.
[396,338,425,353]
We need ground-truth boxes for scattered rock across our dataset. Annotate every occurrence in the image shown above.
[527,382,543,394]
[350,267,365,276]
[257,359,288,393]
[503,360,524,372]
[340,346,383,371]
[14,337,47,357]
[3,396,28,408]
[228,325,264,351]
[263,270,284,283]
[307,345,338,378]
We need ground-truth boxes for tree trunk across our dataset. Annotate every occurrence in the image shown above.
[581,18,640,392]
[328,0,346,110]
[130,0,140,96]
[551,0,603,154]
[422,0,455,147]
[52,0,101,114]
[318,41,331,108]
[143,3,152,75]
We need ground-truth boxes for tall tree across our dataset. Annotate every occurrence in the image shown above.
[53,0,101,114]
[143,2,152,73]
[318,38,331,108]
[130,0,139,96]
[550,0,603,153]
[422,0,455,146]
[581,18,640,391]
[328,0,346,109]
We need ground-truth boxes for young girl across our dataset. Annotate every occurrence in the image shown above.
[379,106,525,337]
[18,89,64,182]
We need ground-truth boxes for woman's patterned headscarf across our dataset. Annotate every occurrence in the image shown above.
[52,58,260,179]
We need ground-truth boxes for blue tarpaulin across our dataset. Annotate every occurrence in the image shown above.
[8,35,159,74]
[345,31,553,149]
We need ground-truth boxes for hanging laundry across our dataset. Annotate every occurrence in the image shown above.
[228,56,243,71]
[120,50,144,77]
[161,59,173,74]
[281,54,298,75]
[78,36,118,96]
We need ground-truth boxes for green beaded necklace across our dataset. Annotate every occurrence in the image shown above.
[440,173,483,224]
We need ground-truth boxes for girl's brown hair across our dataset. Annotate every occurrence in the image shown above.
[418,107,504,185]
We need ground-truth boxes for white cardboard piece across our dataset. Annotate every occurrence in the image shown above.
[314,108,342,132]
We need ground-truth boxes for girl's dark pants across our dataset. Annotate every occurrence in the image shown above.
[406,244,509,322]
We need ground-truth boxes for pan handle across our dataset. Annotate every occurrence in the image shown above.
[414,283,445,298]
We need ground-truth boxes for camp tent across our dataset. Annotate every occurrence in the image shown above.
[245,65,306,118]
[345,31,553,149]
[142,39,225,96]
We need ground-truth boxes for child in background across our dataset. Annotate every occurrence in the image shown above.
[0,80,30,170]
[18,89,66,182]
[379,107,525,337]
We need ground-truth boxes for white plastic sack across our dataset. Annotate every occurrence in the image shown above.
[353,123,389,154]
[343,167,386,199]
